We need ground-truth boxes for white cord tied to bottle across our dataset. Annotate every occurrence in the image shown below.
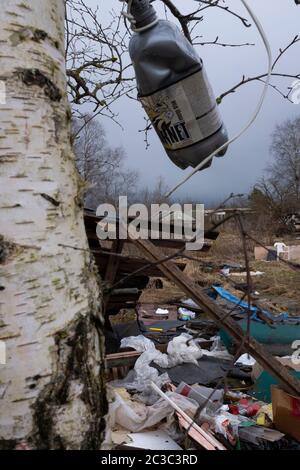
[120,0,159,33]
[163,0,273,199]
[119,0,273,199]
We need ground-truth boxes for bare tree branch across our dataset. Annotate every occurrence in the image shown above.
[66,0,134,115]
[217,35,300,103]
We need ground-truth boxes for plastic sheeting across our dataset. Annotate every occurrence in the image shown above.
[120,335,155,353]
[111,349,170,404]
[167,333,203,367]
[107,387,198,433]
[212,286,300,323]
[111,334,203,403]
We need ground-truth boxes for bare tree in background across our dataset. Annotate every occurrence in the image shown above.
[73,115,139,207]
[251,116,300,235]
[269,117,300,205]
[138,176,171,206]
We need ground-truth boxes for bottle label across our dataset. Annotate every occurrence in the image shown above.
[140,69,222,151]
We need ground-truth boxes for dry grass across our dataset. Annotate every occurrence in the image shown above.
[140,278,183,304]
[251,261,300,308]
[138,229,300,316]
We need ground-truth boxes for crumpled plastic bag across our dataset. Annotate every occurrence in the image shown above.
[120,335,155,353]
[210,336,225,352]
[203,335,233,360]
[214,411,240,446]
[235,353,256,366]
[178,307,196,320]
[181,298,199,309]
[167,333,203,367]
[107,387,198,433]
[110,348,170,404]
[120,333,203,371]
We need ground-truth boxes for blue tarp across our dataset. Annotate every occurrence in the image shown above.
[212,286,300,323]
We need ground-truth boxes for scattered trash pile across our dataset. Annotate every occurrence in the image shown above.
[104,296,300,451]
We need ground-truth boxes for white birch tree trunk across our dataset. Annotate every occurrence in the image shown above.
[0,0,106,449]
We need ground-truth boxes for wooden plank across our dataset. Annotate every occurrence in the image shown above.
[103,239,124,311]
[84,211,219,245]
[84,210,219,240]
[105,344,169,369]
[177,415,221,450]
[106,351,142,359]
[92,250,187,277]
[108,295,142,304]
[104,240,124,284]
[111,288,140,295]
[137,303,178,324]
[105,351,141,369]
[86,227,211,251]
[150,239,212,250]
[131,238,300,397]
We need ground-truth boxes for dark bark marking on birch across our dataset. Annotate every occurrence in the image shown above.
[31,314,107,450]
[19,69,62,102]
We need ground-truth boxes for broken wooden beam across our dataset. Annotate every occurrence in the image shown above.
[92,249,187,277]
[131,238,300,397]
[105,351,141,369]
[86,227,212,251]
[111,288,140,296]
[84,209,220,242]
[103,239,124,311]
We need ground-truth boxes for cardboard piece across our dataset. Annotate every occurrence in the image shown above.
[272,385,300,442]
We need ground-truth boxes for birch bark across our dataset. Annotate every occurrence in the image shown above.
[0,0,106,449]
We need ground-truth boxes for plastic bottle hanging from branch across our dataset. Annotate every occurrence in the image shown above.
[125,0,229,171]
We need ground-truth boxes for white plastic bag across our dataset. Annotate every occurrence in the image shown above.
[167,333,203,367]
[203,335,233,360]
[108,388,199,433]
[210,336,225,352]
[178,307,196,321]
[120,335,155,353]
[181,298,199,309]
[235,353,256,366]
[109,388,171,432]
[110,348,170,404]
[214,412,240,445]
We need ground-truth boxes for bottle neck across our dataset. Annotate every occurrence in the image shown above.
[125,0,158,33]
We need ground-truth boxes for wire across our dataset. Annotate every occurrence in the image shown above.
[163,0,273,199]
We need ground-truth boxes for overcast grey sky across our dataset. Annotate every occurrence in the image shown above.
[87,0,300,203]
